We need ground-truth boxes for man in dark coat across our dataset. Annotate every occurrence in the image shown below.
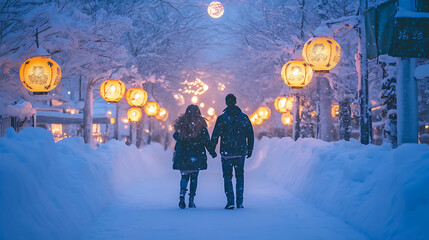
[211,94,254,209]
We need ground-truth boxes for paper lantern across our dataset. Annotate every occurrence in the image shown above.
[19,56,61,93]
[127,108,142,122]
[100,79,125,103]
[281,112,293,125]
[207,107,215,116]
[144,101,160,117]
[156,108,168,121]
[250,113,263,125]
[208,1,224,18]
[126,88,148,107]
[331,105,339,118]
[274,97,294,113]
[303,36,341,72]
[257,106,271,120]
[281,61,313,88]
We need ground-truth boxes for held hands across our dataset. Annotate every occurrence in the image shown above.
[210,151,217,158]
[246,150,252,158]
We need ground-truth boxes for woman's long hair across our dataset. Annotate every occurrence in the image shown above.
[174,105,207,139]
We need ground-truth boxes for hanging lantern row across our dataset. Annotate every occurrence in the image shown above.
[250,113,263,126]
[274,96,294,113]
[19,56,62,94]
[280,35,341,89]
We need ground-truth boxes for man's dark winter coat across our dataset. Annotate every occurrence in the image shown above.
[173,127,214,170]
[211,106,254,157]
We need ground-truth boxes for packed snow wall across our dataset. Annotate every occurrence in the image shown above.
[0,127,172,240]
[248,137,429,240]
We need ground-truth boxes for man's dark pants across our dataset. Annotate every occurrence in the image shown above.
[221,156,245,205]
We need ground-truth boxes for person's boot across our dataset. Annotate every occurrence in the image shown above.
[225,202,235,210]
[179,196,186,209]
[188,195,196,208]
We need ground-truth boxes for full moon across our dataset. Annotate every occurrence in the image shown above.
[207,1,224,18]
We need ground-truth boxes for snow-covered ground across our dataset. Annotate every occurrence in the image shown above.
[1,128,428,240]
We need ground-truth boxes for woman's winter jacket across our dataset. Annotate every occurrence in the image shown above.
[173,127,215,171]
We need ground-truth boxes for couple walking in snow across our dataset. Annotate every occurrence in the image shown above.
[172,94,254,209]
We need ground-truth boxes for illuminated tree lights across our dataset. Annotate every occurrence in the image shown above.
[180,78,209,96]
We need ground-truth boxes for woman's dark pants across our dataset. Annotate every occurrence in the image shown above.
[180,171,199,196]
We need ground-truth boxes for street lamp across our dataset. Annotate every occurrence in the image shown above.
[302,36,341,73]
[257,106,271,120]
[208,1,224,18]
[128,108,142,122]
[100,79,126,102]
[281,60,314,88]
[19,56,62,94]
[126,88,148,107]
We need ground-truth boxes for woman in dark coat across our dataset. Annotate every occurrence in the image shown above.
[173,104,216,209]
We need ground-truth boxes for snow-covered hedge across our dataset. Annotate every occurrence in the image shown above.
[248,137,429,240]
[0,127,171,240]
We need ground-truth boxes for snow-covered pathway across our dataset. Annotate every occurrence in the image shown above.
[79,155,368,240]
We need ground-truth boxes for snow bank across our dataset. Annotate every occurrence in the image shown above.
[0,127,171,240]
[248,137,429,240]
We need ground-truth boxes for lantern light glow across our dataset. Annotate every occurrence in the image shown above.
[281,112,293,125]
[156,108,169,121]
[274,97,294,113]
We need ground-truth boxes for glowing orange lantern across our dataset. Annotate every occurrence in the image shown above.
[19,56,61,93]
[208,1,224,18]
[303,36,341,72]
[274,97,294,113]
[126,88,148,107]
[281,61,313,88]
[250,113,263,125]
[281,112,293,125]
[257,106,271,120]
[144,101,160,117]
[100,79,125,102]
[127,108,142,122]
[156,108,168,121]
[331,105,339,118]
